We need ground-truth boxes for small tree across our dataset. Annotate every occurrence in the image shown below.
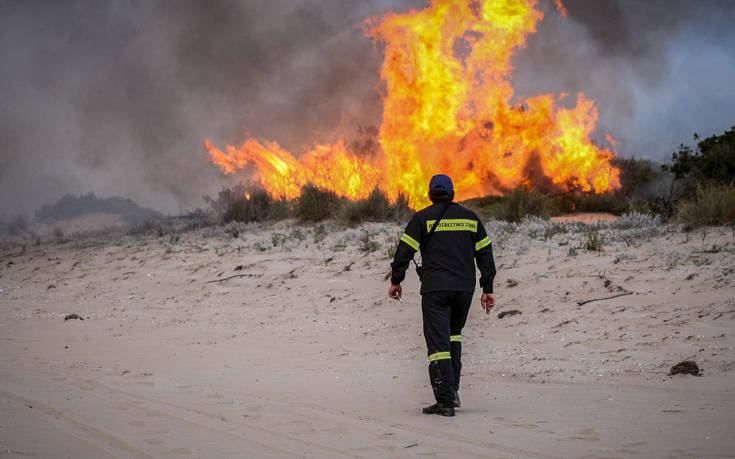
[666,126,735,195]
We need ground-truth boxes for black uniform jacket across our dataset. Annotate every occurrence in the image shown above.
[390,202,496,294]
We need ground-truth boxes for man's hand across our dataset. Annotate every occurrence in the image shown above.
[481,293,495,314]
[388,284,402,301]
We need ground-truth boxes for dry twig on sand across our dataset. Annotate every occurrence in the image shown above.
[205,273,261,283]
[577,291,633,306]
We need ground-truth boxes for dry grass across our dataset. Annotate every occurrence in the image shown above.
[677,183,735,230]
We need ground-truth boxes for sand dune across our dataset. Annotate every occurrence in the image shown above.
[1,216,733,457]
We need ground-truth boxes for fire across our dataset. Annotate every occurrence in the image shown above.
[204,138,381,200]
[206,0,620,209]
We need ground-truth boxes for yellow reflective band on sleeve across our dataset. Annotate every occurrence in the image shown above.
[475,236,492,251]
[450,335,461,342]
[400,233,420,251]
[428,351,451,362]
[426,219,478,233]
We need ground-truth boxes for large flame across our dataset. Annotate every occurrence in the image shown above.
[206,0,620,209]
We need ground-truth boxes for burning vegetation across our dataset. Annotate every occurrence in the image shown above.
[205,0,620,209]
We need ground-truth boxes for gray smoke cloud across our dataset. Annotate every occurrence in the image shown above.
[513,0,735,160]
[0,0,418,217]
[1,0,734,217]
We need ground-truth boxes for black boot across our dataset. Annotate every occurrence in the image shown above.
[422,402,455,417]
[453,390,461,408]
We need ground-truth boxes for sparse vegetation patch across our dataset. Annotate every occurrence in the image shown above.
[676,183,735,230]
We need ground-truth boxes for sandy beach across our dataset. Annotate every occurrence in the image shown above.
[1,216,734,458]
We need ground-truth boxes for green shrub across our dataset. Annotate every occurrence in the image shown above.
[222,190,289,223]
[267,198,291,220]
[343,187,390,223]
[676,183,735,229]
[342,188,413,224]
[206,183,290,223]
[461,187,551,222]
[669,127,735,187]
[294,184,344,222]
[359,234,380,253]
[460,195,504,220]
[390,193,413,221]
[583,225,605,251]
[493,186,551,222]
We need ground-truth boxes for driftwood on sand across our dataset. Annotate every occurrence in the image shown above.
[577,291,633,306]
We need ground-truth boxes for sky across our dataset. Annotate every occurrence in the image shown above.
[1,0,734,217]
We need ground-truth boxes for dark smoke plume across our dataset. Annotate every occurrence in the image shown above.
[513,0,735,159]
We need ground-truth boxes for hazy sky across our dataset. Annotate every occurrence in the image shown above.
[1,0,734,217]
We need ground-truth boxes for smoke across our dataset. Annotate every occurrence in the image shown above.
[0,0,418,217]
[1,0,734,217]
[512,0,735,160]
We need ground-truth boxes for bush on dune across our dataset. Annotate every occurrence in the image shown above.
[294,184,344,223]
[222,190,290,223]
[390,193,413,221]
[342,187,391,223]
[664,126,735,229]
[206,183,290,223]
[461,187,552,222]
[342,187,413,224]
[483,186,551,222]
[668,127,735,191]
[676,183,735,230]
[208,183,410,225]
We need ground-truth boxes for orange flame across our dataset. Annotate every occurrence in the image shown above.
[206,0,620,209]
[554,0,568,19]
[605,133,618,156]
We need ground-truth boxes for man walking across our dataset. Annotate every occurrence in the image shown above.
[388,174,496,417]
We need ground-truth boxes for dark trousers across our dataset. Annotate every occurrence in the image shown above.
[421,291,473,405]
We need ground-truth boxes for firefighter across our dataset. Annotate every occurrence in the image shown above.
[388,174,496,417]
